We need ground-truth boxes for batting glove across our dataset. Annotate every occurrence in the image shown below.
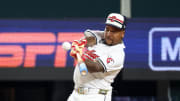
[70,39,87,59]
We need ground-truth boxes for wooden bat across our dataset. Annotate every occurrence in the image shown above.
[76,52,88,76]
[72,40,88,76]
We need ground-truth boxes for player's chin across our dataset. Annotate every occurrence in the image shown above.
[105,39,113,45]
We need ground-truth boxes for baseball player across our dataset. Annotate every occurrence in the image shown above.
[67,13,126,101]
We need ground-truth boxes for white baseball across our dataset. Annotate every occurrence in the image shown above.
[62,41,71,51]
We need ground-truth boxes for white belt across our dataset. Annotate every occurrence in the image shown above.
[75,87,109,95]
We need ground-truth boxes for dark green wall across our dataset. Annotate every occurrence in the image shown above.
[0,0,120,19]
[132,0,180,17]
[1,0,180,18]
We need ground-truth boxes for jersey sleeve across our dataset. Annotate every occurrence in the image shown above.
[84,29,104,44]
[96,49,125,72]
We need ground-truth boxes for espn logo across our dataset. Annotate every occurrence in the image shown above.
[0,32,83,68]
[149,27,180,71]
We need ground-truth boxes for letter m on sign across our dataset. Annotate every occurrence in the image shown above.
[161,37,180,61]
[149,27,180,71]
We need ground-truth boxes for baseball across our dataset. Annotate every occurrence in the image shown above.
[62,41,71,51]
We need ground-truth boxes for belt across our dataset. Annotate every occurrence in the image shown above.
[76,87,109,95]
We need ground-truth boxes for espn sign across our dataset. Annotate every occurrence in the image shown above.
[0,32,83,68]
[149,27,180,71]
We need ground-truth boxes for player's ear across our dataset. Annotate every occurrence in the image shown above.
[121,30,125,39]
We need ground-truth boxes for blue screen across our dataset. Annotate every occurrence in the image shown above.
[0,18,180,71]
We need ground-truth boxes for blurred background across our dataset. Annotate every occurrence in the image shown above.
[0,0,180,101]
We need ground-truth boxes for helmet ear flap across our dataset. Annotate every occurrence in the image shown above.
[122,24,125,30]
[121,15,127,30]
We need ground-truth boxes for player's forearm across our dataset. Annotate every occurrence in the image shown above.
[84,59,104,73]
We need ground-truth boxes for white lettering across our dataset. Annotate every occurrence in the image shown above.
[161,37,180,61]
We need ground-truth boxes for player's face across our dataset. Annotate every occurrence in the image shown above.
[104,25,125,45]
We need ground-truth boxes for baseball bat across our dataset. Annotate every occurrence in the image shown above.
[76,43,88,76]
[76,52,88,76]
[70,38,88,76]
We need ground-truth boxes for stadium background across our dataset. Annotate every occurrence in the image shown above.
[0,0,180,101]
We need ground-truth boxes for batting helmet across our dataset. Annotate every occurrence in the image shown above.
[105,13,126,30]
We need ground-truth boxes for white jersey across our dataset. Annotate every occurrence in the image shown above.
[73,30,125,90]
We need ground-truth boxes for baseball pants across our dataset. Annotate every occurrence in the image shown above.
[67,90,112,101]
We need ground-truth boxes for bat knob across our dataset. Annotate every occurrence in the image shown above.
[78,62,88,76]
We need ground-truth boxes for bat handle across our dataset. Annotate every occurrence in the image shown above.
[78,62,88,76]
[76,53,88,76]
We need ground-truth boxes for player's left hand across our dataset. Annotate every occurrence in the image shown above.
[70,40,78,59]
